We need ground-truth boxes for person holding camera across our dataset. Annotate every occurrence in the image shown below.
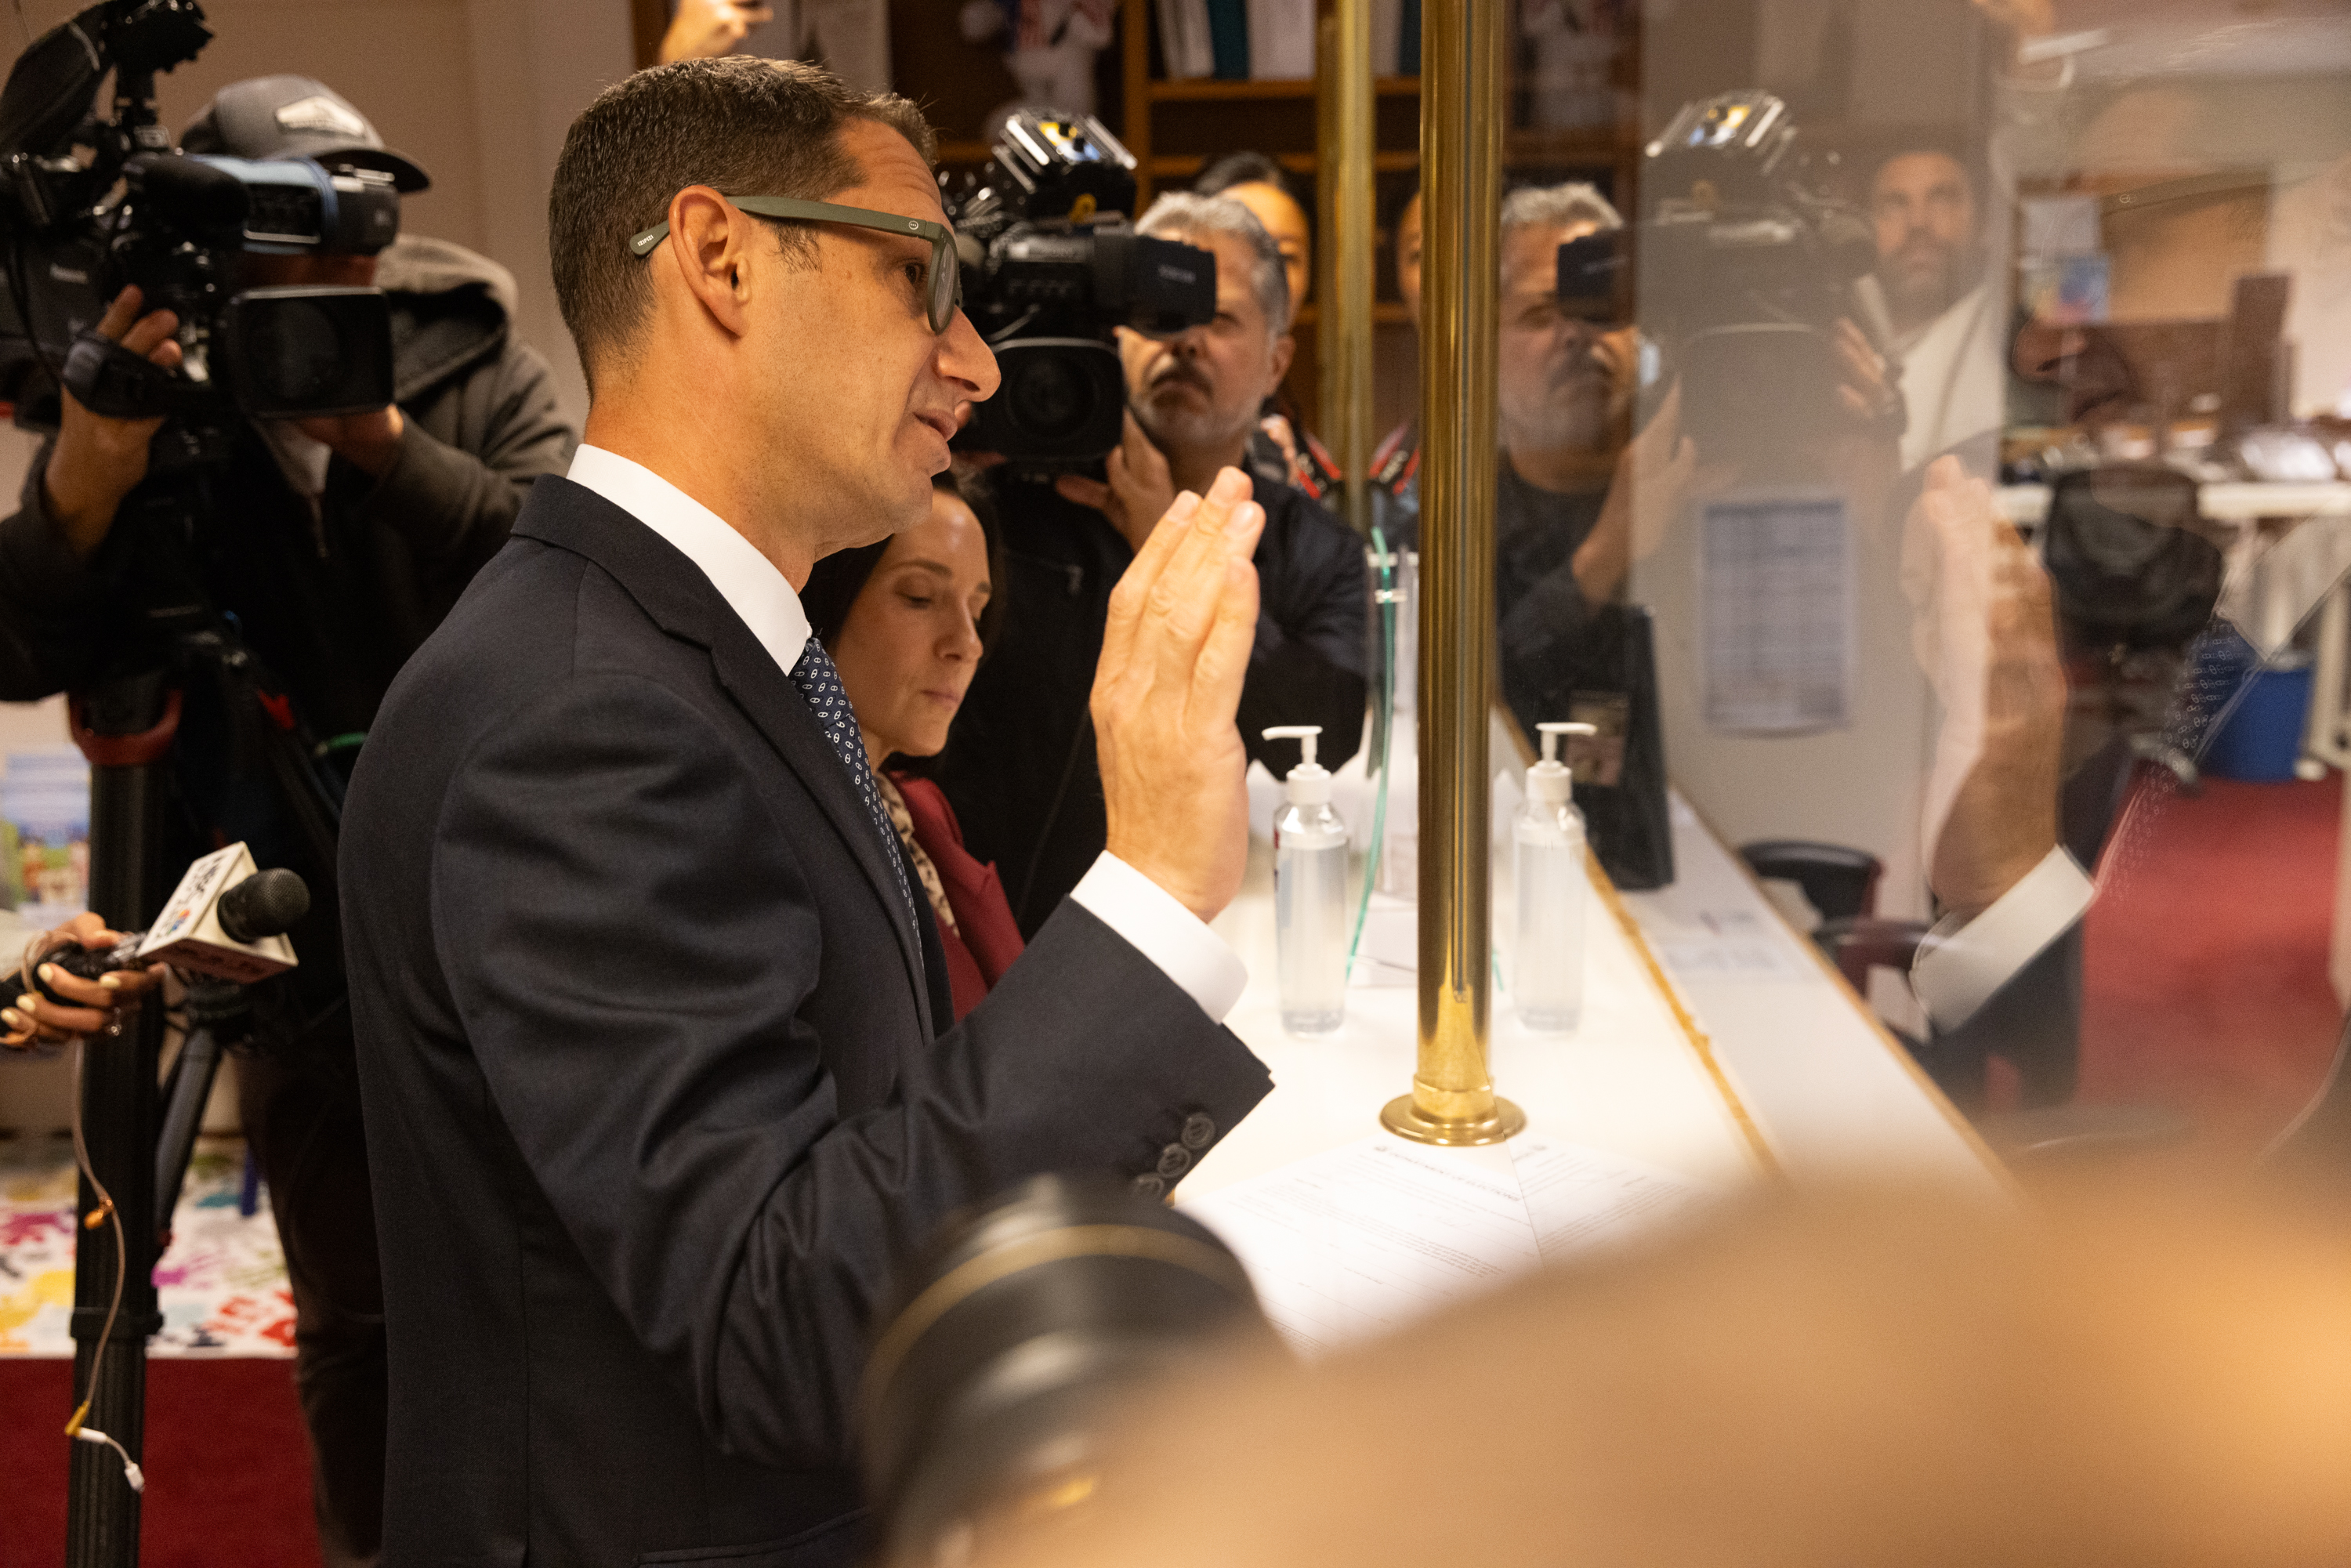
[0,76,574,1568]
[937,191,1370,935]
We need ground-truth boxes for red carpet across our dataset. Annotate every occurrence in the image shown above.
[2081,771,2346,1157]
[0,1358,320,1568]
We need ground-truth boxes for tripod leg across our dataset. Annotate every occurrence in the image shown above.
[66,678,178,1568]
[153,1027,222,1245]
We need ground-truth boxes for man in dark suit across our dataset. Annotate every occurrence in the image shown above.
[341,57,1275,1568]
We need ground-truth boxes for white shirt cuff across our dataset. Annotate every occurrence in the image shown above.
[1910,846,2094,1031]
[1067,853,1248,1023]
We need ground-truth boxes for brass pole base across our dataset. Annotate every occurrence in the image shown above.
[1379,1093,1527,1147]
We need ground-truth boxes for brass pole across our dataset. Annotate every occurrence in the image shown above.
[1382,0,1522,1146]
[1314,0,1375,536]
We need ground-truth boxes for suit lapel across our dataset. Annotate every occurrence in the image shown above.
[513,480,935,1038]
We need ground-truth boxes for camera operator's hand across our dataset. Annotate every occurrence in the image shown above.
[1056,411,1178,558]
[2,913,164,1052]
[1907,455,2066,922]
[1573,380,1694,605]
[658,0,776,61]
[295,406,407,479]
[1831,317,1900,429]
[1092,466,1266,924]
[42,286,180,560]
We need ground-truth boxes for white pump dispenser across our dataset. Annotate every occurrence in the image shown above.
[1263,725,1347,1034]
[1515,721,1596,1032]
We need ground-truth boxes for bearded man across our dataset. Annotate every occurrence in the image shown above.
[1871,146,2005,477]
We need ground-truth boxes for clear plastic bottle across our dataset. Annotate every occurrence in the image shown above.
[1515,721,1596,1033]
[1263,724,1349,1034]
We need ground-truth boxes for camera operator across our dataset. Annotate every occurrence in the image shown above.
[936,193,1369,935]
[1868,142,2003,479]
[0,75,574,1568]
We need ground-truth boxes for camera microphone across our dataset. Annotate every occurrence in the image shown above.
[27,844,306,1004]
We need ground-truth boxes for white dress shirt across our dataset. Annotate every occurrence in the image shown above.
[1910,845,2094,1031]
[564,445,1248,1022]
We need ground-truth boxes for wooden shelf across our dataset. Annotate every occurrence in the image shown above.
[1147,150,1422,178]
[1146,74,1422,100]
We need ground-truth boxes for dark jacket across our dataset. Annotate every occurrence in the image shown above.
[341,476,1271,1566]
[935,472,1368,936]
[0,234,573,1048]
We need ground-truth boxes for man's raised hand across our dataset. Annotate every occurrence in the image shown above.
[1092,467,1265,924]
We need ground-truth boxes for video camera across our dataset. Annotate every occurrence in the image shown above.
[0,0,397,469]
[944,111,1215,469]
[1624,89,1895,454]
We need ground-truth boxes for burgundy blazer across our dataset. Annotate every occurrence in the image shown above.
[893,773,1025,1020]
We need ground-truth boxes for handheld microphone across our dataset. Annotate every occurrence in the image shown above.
[29,843,306,1003]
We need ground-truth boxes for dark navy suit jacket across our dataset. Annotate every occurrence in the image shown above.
[341,476,1271,1568]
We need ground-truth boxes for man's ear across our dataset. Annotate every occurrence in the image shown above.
[1268,330,1296,386]
[659,186,757,339]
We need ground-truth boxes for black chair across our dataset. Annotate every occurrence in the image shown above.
[1740,840,1883,923]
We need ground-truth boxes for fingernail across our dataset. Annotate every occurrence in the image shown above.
[16,994,34,1012]
[2,1010,20,1028]
[1168,491,1201,520]
[37,964,56,983]
[98,973,120,991]
[1227,502,1262,539]
[1210,468,1249,502]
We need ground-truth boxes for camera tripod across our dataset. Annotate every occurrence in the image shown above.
[55,500,345,1568]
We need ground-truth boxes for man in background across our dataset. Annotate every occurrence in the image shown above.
[0,77,573,1567]
[1870,143,2005,477]
[938,193,1367,935]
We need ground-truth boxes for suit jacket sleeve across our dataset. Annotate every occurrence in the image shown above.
[431,672,1272,1469]
[1929,918,2082,1106]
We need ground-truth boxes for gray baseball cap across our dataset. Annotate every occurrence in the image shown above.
[180,75,431,194]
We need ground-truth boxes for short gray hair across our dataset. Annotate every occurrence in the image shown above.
[1498,181,1622,242]
[1136,191,1291,335]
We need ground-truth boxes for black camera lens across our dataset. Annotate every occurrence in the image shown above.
[1008,353,1089,442]
[244,298,344,404]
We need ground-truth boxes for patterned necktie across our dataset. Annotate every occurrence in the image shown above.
[788,636,924,958]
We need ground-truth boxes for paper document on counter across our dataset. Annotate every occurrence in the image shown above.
[1181,1135,1716,1356]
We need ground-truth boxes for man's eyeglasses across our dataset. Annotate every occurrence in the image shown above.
[629,196,962,335]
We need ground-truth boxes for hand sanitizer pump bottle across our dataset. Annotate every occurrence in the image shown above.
[1263,725,1348,1034]
[1516,721,1597,1033]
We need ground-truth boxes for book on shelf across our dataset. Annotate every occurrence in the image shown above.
[1157,0,1214,79]
[1245,0,1313,78]
[1203,0,1250,79]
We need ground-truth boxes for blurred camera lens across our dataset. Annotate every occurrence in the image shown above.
[863,1173,1277,1566]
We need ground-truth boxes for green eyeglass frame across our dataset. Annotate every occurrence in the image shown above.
[629,196,962,334]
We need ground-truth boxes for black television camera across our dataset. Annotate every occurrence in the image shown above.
[944,111,1216,469]
[0,0,397,471]
[1624,89,1896,458]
